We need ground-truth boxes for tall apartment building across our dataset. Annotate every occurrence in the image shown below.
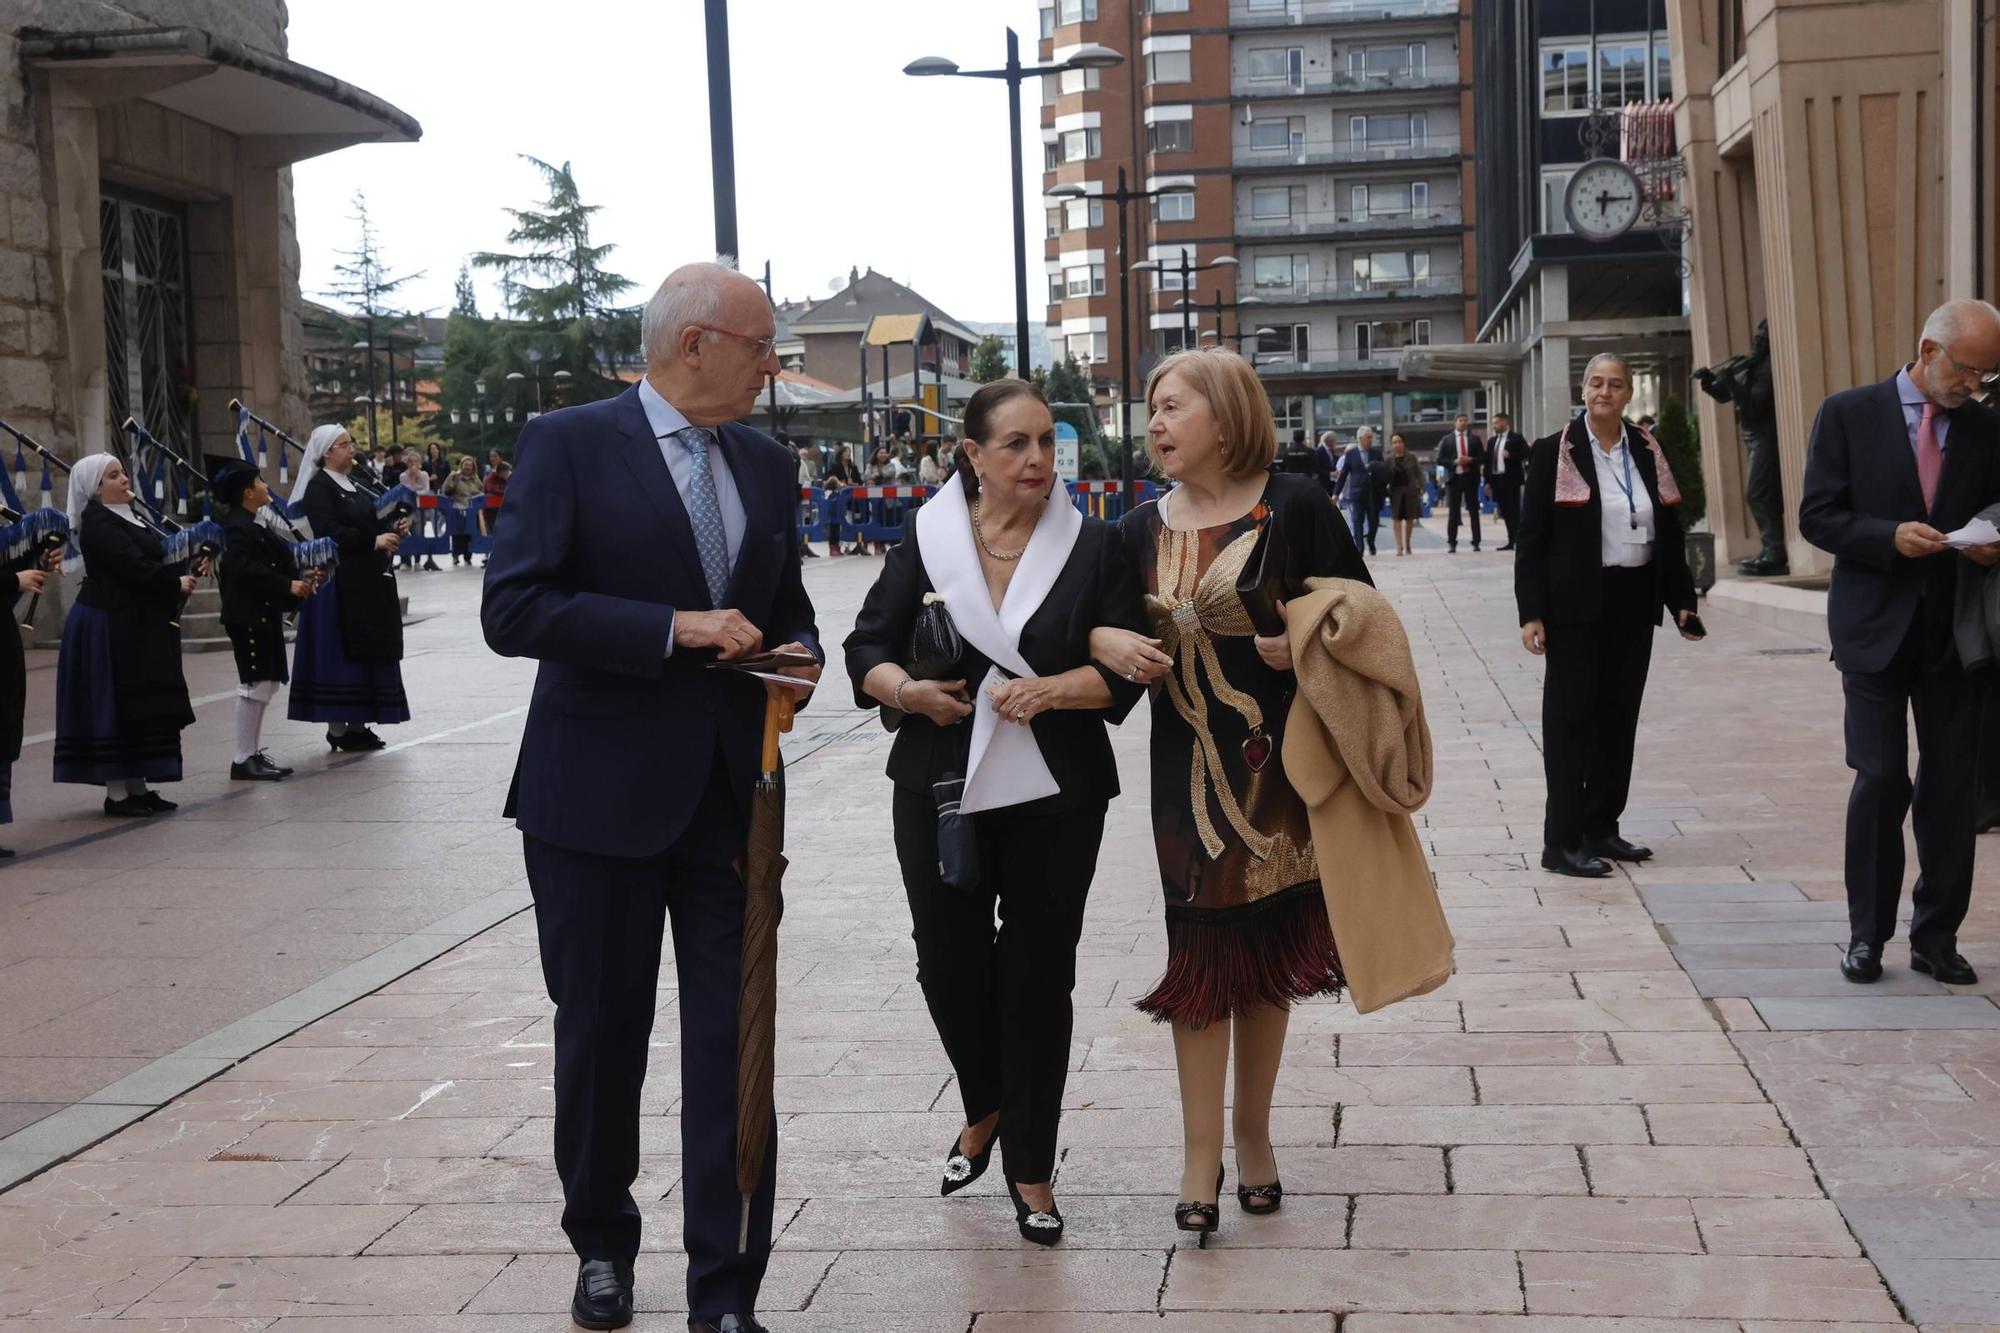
[1039,0,1476,447]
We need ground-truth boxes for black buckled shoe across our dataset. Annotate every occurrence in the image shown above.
[140,791,178,813]
[1583,834,1653,863]
[103,795,154,818]
[571,1258,633,1331]
[1840,940,1884,984]
[1541,846,1612,878]
[689,1317,770,1333]
[229,753,288,782]
[1910,948,1978,985]
[940,1125,994,1197]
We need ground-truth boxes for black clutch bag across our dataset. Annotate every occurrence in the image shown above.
[884,593,965,733]
[1234,510,1290,638]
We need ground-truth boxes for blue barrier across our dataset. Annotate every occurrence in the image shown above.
[809,481,1163,552]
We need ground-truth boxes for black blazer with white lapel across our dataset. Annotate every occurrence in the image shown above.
[1515,416,1698,630]
[1800,373,2000,675]
[482,384,821,859]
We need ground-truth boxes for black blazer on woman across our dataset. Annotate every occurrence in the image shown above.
[1514,417,1698,630]
[217,508,302,626]
[843,513,1150,815]
[74,501,194,732]
[301,472,402,662]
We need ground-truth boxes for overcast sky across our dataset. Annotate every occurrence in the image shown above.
[289,0,1046,326]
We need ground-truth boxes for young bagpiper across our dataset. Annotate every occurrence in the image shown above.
[212,460,320,781]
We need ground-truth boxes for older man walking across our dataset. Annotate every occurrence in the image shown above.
[484,261,821,1333]
[1800,298,2000,988]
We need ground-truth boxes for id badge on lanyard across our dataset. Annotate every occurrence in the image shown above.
[1616,443,1649,544]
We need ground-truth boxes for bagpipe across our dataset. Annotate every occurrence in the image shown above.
[121,419,225,629]
[0,419,78,628]
[223,405,342,588]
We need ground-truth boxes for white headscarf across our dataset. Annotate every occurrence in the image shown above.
[63,451,144,573]
[291,424,357,506]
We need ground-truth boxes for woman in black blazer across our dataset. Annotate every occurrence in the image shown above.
[1516,352,1702,878]
[844,380,1148,1247]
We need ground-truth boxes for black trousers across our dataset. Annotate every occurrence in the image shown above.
[1447,476,1482,548]
[1364,487,1383,550]
[523,752,774,1322]
[891,785,1104,1185]
[1840,614,1976,951]
[1541,565,1657,852]
[1490,477,1521,544]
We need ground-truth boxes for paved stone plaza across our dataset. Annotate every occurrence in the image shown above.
[0,529,1996,1330]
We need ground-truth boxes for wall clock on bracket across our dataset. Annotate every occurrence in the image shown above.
[1564,158,1644,242]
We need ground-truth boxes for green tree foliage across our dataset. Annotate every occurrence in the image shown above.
[472,156,635,401]
[1652,395,1705,528]
[968,335,1010,384]
[318,193,424,447]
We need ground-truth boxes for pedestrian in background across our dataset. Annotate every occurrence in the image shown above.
[439,456,483,567]
[1799,298,2000,986]
[1361,426,1388,557]
[1516,352,1702,879]
[1387,433,1424,556]
[1487,412,1527,551]
[1437,412,1486,553]
[1337,438,1371,548]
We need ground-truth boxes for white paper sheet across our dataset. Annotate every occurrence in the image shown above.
[1945,517,2000,550]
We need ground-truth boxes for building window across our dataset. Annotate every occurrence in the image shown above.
[1044,141,1060,169]
[1155,256,1188,292]
[1066,330,1107,363]
[1058,0,1096,22]
[1251,186,1291,220]
[1147,119,1194,153]
[1154,191,1195,223]
[1046,207,1061,239]
[1541,168,1575,234]
[1049,272,1065,304]
[1147,0,1189,11]
[1062,128,1101,162]
[1654,37,1673,101]
[1158,327,1191,355]
[1148,49,1191,84]
[1271,395,1306,437]
[1065,263,1106,297]
[1248,47,1302,84]
[1040,3,1055,38]
[1315,392,1381,426]
[1542,44,1591,113]
[1248,117,1298,151]
[1397,389,1457,421]
[1598,41,1649,106]
[1289,324,1312,359]
[1719,0,1747,67]
[1351,113,1422,148]
[1060,66,1100,95]
[1064,198,1104,230]
[1253,255,1295,288]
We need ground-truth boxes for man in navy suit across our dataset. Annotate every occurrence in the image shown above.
[483,261,821,1333]
[1800,298,2000,989]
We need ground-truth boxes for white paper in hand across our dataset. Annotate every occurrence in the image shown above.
[1945,517,2000,550]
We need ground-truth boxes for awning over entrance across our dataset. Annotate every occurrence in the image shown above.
[20,26,421,163]
[1398,343,1526,381]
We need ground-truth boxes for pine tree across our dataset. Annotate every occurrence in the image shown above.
[452,263,479,318]
[472,157,635,400]
[969,335,1010,383]
[323,192,423,451]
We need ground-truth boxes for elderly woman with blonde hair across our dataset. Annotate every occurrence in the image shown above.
[1089,348,1374,1236]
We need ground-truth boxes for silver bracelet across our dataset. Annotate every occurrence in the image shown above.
[893,677,912,711]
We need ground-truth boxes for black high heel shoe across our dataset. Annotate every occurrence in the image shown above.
[1006,1178,1063,1246]
[1175,1163,1225,1239]
[1237,1158,1283,1215]
[940,1126,993,1197]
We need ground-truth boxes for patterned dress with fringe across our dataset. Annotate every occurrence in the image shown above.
[1122,476,1359,1027]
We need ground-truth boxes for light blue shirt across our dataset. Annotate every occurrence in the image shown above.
[638,376,748,656]
[1897,365,1951,459]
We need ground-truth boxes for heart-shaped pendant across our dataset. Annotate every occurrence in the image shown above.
[1241,728,1272,773]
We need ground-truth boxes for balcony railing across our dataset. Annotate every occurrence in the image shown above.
[1235,204,1462,238]
[1229,0,1461,28]
[1232,135,1461,168]
[1253,354,1405,374]
[1232,67,1458,98]
[1246,274,1464,303]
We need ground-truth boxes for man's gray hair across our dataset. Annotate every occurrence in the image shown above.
[1920,299,2000,351]
[642,256,744,364]
[1317,431,1338,447]
[1356,425,1376,441]
[1583,350,1633,382]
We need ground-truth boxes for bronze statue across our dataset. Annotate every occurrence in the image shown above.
[1696,319,1787,576]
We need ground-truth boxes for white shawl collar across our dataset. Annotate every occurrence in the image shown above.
[915,478,1083,813]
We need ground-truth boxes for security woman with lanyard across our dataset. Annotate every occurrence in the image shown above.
[1515,352,1704,879]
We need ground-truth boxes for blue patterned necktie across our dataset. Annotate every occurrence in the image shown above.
[675,426,731,606]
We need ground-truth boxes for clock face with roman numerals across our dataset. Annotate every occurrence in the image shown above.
[1563,159,1644,242]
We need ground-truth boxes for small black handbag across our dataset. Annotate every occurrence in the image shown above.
[1234,509,1291,638]
[884,593,965,734]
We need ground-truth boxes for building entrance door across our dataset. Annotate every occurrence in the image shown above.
[100,189,194,462]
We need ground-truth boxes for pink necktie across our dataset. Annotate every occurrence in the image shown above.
[1917,401,1943,512]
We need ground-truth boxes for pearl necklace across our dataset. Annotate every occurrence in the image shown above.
[972,497,1029,562]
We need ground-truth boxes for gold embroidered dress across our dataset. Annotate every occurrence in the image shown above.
[1120,474,1370,1026]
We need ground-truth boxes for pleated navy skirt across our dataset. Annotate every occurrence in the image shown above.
[53,603,183,785]
[287,584,410,725]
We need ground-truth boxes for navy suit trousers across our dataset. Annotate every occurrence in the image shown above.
[524,748,776,1322]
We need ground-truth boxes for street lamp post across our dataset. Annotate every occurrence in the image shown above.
[474,379,488,456]
[1181,291,1273,350]
[904,33,1124,381]
[1135,252,1239,349]
[1047,168,1192,500]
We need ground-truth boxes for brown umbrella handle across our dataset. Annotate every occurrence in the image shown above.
[760,683,796,775]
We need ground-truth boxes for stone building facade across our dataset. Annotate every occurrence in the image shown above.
[0,0,417,494]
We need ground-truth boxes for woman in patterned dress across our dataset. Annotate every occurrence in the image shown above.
[1091,348,1370,1237]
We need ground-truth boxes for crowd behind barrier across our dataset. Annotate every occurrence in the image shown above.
[791,480,1163,551]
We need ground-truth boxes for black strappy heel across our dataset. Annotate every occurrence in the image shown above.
[1175,1163,1225,1242]
[1237,1172,1283,1215]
